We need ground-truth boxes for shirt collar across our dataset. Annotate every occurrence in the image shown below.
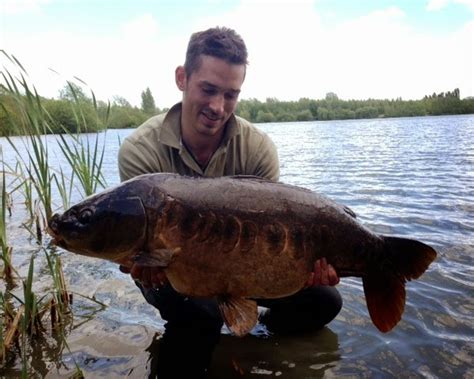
[159,102,240,149]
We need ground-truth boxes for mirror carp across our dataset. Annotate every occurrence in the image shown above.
[48,173,437,336]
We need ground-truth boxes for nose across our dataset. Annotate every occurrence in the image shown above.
[209,94,224,115]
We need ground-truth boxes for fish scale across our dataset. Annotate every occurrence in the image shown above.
[48,173,437,336]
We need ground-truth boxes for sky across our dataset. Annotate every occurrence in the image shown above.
[1,0,473,108]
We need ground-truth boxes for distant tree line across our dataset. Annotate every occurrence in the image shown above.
[236,89,474,123]
[0,84,163,136]
[1,84,472,136]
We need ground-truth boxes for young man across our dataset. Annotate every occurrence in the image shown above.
[118,27,341,376]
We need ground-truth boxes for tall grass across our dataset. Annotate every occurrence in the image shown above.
[2,53,55,223]
[56,82,109,196]
[0,52,110,376]
[0,153,14,283]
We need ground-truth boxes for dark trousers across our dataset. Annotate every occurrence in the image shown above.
[138,283,342,378]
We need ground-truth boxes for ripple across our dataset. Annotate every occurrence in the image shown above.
[1,115,474,378]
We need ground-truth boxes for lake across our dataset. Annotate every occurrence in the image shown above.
[1,114,473,378]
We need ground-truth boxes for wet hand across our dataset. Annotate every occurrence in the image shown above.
[119,263,168,289]
[306,258,340,287]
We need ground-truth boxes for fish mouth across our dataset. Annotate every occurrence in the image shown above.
[46,222,68,249]
[47,228,66,247]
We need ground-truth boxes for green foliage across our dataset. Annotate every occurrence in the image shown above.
[107,104,148,129]
[296,109,313,121]
[236,88,473,123]
[141,87,157,116]
[256,110,276,123]
[42,98,99,133]
[59,82,88,102]
[0,89,153,136]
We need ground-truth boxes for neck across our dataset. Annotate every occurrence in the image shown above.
[181,127,225,169]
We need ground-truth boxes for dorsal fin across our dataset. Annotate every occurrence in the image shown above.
[229,175,273,182]
[343,205,357,218]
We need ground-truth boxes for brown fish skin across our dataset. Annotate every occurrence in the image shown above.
[48,173,437,336]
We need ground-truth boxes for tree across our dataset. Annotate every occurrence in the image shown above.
[256,110,276,123]
[59,82,89,102]
[296,109,313,121]
[113,96,132,108]
[141,87,157,115]
[325,92,339,101]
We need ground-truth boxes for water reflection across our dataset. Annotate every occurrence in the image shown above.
[146,325,218,379]
[144,326,340,378]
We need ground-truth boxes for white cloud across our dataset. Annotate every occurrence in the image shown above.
[1,2,472,107]
[120,13,160,41]
[0,0,52,14]
[426,0,474,11]
[0,13,184,107]
[426,0,450,11]
[193,3,473,101]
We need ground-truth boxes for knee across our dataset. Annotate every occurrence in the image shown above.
[325,286,343,315]
[310,286,342,325]
[260,286,343,333]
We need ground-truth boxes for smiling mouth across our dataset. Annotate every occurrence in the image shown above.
[201,112,221,122]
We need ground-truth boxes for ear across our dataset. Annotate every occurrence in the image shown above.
[175,66,186,91]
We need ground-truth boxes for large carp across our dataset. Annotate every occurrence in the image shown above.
[48,173,436,336]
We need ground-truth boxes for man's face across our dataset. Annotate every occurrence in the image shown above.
[178,55,246,138]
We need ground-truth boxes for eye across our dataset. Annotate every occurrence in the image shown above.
[79,209,93,224]
[202,87,216,96]
[225,92,238,101]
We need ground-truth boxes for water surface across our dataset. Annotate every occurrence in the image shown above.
[1,114,473,377]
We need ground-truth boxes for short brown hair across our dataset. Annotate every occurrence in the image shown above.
[184,26,248,77]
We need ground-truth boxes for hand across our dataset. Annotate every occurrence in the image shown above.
[119,262,168,289]
[305,258,340,287]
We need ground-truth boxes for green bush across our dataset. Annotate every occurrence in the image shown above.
[107,106,148,129]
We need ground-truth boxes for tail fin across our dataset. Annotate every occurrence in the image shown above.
[363,237,437,333]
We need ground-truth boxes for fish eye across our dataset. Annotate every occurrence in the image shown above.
[79,209,93,224]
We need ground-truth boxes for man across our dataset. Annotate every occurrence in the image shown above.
[118,27,341,377]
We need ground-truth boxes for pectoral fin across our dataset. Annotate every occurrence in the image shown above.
[133,248,181,267]
[217,297,258,337]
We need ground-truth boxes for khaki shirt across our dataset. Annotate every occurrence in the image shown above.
[118,103,280,182]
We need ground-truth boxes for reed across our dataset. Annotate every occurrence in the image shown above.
[43,249,71,323]
[15,161,35,222]
[0,52,111,376]
[53,167,74,211]
[2,54,55,223]
[0,155,14,283]
[56,81,109,197]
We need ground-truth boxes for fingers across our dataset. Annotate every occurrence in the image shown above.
[319,258,329,286]
[130,263,143,281]
[327,264,340,286]
[123,263,168,289]
[119,265,131,274]
[313,259,321,286]
[151,269,168,287]
[309,258,340,287]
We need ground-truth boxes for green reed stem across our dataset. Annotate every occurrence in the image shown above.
[0,154,14,282]
[56,132,106,197]
[55,82,109,197]
[53,169,74,211]
[2,55,55,222]
[43,248,70,316]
